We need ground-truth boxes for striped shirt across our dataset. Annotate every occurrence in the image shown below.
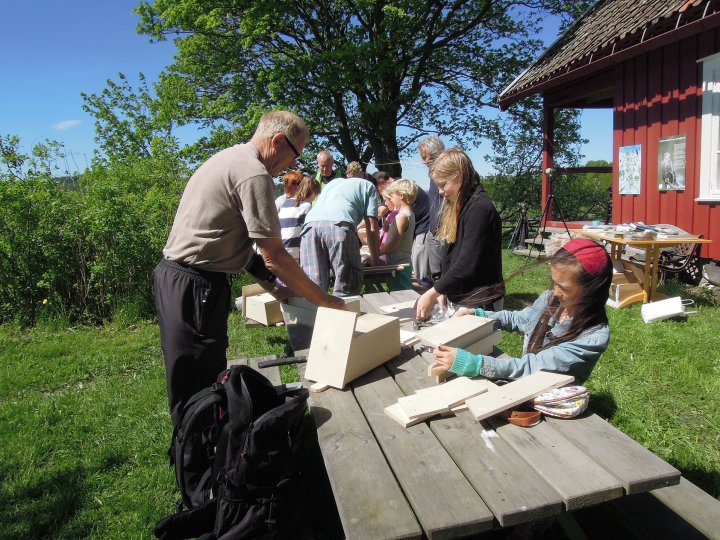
[278,197,312,261]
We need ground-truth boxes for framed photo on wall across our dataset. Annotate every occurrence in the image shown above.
[619,144,642,195]
[658,135,686,191]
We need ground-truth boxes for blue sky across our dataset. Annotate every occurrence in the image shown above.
[1,1,612,184]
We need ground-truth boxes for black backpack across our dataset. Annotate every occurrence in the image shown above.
[154,364,310,540]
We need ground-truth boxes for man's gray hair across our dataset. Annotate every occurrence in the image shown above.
[317,149,333,161]
[418,135,445,161]
[254,110,310,143]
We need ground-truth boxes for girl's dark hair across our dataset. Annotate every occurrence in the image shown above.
[526,245,612,354]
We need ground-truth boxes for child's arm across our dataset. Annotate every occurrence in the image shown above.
[378,212,408,256]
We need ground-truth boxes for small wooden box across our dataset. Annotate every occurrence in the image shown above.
[304,307,400,389]
[280,296,360,327]
[245,291,283,326]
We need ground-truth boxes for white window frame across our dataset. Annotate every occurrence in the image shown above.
[697,52,720,202]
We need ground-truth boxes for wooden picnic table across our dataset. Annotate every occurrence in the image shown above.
[577,230,712,308]
[284,290,689,539]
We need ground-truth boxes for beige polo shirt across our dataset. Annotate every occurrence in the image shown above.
[163,143,281,273]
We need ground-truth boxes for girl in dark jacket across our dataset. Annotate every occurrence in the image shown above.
[416,148,505,320]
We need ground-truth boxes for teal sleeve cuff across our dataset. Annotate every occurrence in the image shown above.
[474,308,487,317]
[449,349,483,377]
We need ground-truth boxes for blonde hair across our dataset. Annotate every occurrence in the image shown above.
[345,161,363,178]
[295,175,321,206]
[430,148,480,243]
[385,178,418,205]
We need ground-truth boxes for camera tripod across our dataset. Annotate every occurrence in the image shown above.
[507,202,530,251]
[527,175,571,258]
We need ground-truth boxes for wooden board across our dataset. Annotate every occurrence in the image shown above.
[545,414,680,494]
[486,416,624,511]
[302,367,422,540]
[305,307,357,388]
[385,352,563,527]
[384,402,427,428]
[466,371,575,421]
[282,296,361,327]
[353,366,494,538]
[399,329,419,346]
[414,316,495,349]
[305,308,400,389]
[398,377,496,419]
[360,291,396,314]
[650,477,720,540]
[463,329,503,356]
[378,300,417,322]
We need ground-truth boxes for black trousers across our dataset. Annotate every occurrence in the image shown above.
[154,258,231,427]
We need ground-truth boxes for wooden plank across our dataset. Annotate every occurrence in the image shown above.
[386,350,563,527]
[486,416,624,511]
[464,329,503,356]
[545,414,680,494]
[398,377,496,419]
[466,372,575,421]
[388,290,421,304]
[301,366,422,540]
[379,300,416,322]
[353,367,494,538]
[305,308,400,390]
[414,316,495,349]
[362,291,396,313]
[651,477,720,540]
[304,308,357,388]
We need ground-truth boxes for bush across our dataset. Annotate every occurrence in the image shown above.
[0,158,187,326]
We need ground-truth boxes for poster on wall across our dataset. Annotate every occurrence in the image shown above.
[658,135,686,191]
[619,144,642,195]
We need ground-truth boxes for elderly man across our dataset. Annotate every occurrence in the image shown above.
[300,174,381,296]
[154,110,344,426]
[412,135,445,287]
[316,149,341,188]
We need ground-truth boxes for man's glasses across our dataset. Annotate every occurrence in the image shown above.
[283,134,301,158]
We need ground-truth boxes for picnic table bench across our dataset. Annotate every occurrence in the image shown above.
[275,290,719,539]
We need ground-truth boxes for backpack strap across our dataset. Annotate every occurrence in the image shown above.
[154,497,218,540]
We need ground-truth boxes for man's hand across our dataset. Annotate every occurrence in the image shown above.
[256,237,346,309]
[454,308,474,318]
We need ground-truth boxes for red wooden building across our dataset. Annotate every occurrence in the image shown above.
[499,0,720,260]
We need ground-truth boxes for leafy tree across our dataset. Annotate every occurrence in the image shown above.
[135,0,588,177]
[483,100,587,219]
[81,72,194,173]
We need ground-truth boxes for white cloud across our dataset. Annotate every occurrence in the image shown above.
[53,119,82,130]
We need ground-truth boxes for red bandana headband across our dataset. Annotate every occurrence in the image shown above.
[562,238,608,275]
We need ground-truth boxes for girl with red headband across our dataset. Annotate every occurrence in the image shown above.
[430,238,612,384]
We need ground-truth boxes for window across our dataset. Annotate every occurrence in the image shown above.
[698,52,720,201]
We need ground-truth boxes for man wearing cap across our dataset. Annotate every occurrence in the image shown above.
[154,110,344,426]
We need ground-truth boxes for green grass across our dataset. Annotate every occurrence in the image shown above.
[0,252,718,538]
